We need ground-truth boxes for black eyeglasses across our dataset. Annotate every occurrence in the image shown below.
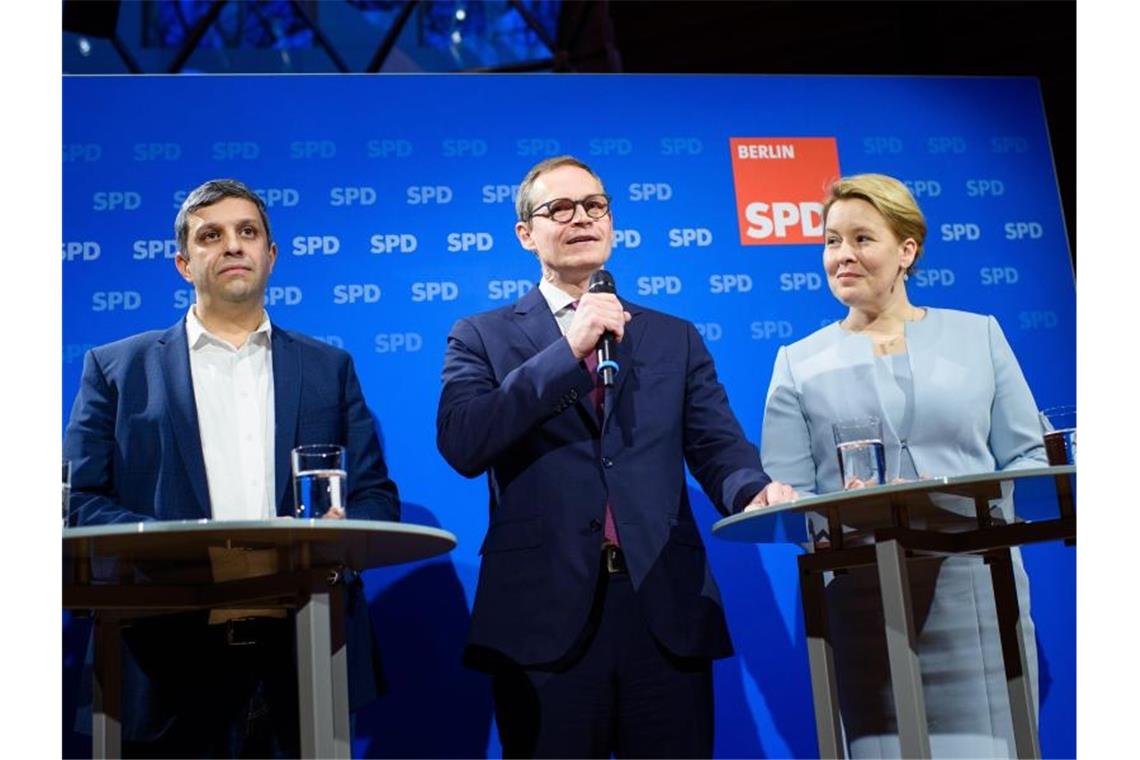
[527,194,612,224]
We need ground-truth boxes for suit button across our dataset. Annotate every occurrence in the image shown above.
[589,519,602,532]
[569,389,579,400]
[602,457,613,468]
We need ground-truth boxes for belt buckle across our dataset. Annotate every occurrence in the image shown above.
[604,545,626,574]
[225,618,258,647]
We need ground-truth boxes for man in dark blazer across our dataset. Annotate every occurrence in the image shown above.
[64,178,400,757]
[436,156,796,758]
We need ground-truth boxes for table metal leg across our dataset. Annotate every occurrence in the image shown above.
[987,549,1041,759]
[91,615,121,759]
[329,581,351,756]
[1053,472,1076,546]
[1052,473,1075,520]
[974,494,993,529]
[297,587,350,759]
[799,558,844,759]
[875,539,931,759]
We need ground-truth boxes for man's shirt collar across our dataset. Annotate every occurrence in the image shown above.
[538,278,579,318]
[185,305,272,351]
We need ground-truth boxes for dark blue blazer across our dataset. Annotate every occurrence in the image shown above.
[64,319,400,741]
[437,287,769,667]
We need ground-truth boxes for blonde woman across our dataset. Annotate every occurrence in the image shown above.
[761,174,1046,758]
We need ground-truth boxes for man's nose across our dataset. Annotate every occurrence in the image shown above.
[223,229,244,253]
[563,200,592,224]
[570,204,592,224]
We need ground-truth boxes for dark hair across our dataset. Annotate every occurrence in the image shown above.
[175,179,272,258]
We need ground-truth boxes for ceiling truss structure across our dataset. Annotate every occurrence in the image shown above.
[63,0,620,75]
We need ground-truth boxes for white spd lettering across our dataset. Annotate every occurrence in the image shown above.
[291,236,340,256]
[92,291,141,311]
[369,234,418,254]
[407,186,453,204]
[63,241,102,262]
[446,232,494,252]
[709,274,753,294]
[635,276,682,295]
[131,240,178,260]
[411,282,459,302]
[745,202,823,239]
[668,228,712,247]
[332,284,381,304]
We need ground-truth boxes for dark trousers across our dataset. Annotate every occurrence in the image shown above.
[492,558,713,759]
[121,618,300,759]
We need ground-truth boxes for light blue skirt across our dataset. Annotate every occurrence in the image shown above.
[825,550,1038,759]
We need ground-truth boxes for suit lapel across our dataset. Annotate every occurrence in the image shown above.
[159,320,212,517]
[604,299,643,425]
[578,375,603,434]
[514,286,600,433]
[512,286,562,354]
[271,326,302,516]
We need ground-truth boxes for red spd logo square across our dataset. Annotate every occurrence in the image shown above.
[729,138,841,246]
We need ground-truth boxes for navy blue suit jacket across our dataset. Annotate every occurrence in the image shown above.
[437,287,770,667]
[64,319,400,741]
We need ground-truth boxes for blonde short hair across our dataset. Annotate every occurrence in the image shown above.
[516,155,606,224]
[823,174,927,275]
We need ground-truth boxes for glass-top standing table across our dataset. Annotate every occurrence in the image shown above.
[63,519,457,759]
[713,466,1075,759]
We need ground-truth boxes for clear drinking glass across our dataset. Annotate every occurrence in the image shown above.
[833,417,887,489]
[291,444,346,519]
[1039,406,1076,465]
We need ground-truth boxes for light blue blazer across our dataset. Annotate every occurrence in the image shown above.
[762,308,1047,514]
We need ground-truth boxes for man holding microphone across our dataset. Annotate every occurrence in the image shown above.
[437,156,795,757]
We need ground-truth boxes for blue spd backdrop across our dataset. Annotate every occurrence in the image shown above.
[62,74,1075,758]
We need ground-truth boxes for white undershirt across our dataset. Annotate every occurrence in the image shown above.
[185,306,276,521]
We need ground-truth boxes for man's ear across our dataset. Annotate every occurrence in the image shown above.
[174,252,194,283]
[515,220,537,252]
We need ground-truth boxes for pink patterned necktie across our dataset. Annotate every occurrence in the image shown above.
[570,301,620,547]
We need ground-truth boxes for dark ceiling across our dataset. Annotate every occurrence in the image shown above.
[600,0,1076,259]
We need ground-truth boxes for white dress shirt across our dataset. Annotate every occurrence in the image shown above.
[185,307,276,521]
[538,278,578,335]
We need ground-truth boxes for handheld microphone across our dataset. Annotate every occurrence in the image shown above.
[587,269,619,387]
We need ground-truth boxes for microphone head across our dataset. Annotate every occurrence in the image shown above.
[588,269,616,294]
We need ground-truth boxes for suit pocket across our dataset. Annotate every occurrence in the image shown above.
[480,517,542,555]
